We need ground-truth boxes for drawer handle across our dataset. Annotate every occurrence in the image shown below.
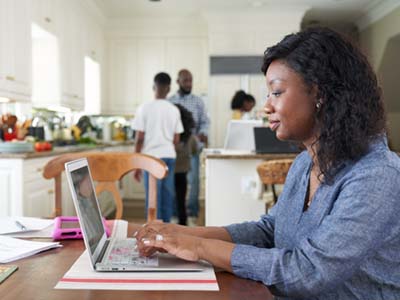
[45,17,51,23]
[6,75,15,81]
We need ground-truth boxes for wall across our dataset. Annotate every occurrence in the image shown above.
[359,6,400,150]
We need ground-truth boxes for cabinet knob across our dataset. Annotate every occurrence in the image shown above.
[6,75,15,81]
[45,17,51,23]
[48,189,54,194]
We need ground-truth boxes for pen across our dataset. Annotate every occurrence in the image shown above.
[15,220,27,231]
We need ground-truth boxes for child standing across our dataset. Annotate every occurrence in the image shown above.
[133,72,183,222]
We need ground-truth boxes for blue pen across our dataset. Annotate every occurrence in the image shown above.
[15,220,27,231]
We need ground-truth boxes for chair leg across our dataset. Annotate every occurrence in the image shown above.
[271,184,278,203]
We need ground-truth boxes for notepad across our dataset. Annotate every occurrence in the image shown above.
[0,217,54,235]
[0,236,62,263]
[0,265,18,284]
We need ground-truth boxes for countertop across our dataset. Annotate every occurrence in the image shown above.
[203,149,299,160]
[0,141,134,159]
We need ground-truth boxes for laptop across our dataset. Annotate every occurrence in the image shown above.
[253,127,301,154]
[224,120,263,151]
[65,157,204,272]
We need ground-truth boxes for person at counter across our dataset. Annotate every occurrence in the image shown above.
[132,72,183,222]
[230,90,256,120]
[134,27,400,299]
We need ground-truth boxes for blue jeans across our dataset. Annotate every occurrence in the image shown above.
[143,158,176,222]
[187,153,200,217]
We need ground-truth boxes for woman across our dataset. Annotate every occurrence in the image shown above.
[174,104,197,225]
[231,90,256,119]
[134,27,400,299]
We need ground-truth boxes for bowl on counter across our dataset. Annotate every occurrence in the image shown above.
[0,141,34,153]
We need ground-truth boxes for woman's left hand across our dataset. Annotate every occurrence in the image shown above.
[137,231,203,262]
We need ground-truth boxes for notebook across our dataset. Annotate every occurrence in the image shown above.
[253,127,300,154]
[65,158,204,272]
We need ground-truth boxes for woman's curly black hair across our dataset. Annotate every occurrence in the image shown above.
[261,27,386,183]
[175,104,195,144]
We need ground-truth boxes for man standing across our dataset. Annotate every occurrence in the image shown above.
[133,72,183,222]
[169,69,209,226]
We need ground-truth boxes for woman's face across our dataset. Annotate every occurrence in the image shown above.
[264,60,317,146]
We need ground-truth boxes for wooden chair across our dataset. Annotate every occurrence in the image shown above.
[43,152,168,221]
[257,158,294,205]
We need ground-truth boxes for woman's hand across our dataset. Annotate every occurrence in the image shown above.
[134,221,180,257]
[137,231,204,262]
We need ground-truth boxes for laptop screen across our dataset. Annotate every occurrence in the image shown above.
[70,165,105,256]
[224,120,262,151]
[254,127,301,154]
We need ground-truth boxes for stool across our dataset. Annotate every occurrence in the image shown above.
[257,159,294,205]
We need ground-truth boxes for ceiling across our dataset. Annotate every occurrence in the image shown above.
[93,0,387,25]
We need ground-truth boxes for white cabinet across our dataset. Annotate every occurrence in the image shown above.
[108,40,139,114]
[165,38,209,94]
[0,0,31,102]
[57,0,84,111]
[0,156,75,218]
[106,37,208,114]
[0,160,23,216]
[32,0,57,34]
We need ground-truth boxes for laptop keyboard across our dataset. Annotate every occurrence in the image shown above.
[106,239,158,266]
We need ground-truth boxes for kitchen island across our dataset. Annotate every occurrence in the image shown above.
[204,149,298,226]
[0,142,135,218]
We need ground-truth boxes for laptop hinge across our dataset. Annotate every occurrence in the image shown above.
[95,239,110,265]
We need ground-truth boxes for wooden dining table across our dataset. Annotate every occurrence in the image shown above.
[0,225,274,300]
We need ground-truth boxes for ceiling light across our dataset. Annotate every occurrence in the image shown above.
[251,1,265,8]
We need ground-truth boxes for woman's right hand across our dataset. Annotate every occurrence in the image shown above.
[134,221,180,256]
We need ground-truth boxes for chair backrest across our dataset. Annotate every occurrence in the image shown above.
[43,152,168,221]
[257,158,294,185]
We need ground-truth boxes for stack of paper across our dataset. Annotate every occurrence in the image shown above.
[0,236,62,263]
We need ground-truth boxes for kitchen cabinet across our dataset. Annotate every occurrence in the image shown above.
[106,37,208,114]
[165,38,209,94]
[0,156,73,218]
[32,0,57,35]
[108,40,139,114]
[0,160,23,216]
[0,0,31,102]
[57,0,84,111]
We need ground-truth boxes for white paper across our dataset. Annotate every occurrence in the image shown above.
[4,224,55,238]
[0,217,54,234]
[0,236,62,263]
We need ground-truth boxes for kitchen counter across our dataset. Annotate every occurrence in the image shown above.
[0,141,135,159]
[203,148,298,160]
[0,141,135,218]
[204,149,300,226]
